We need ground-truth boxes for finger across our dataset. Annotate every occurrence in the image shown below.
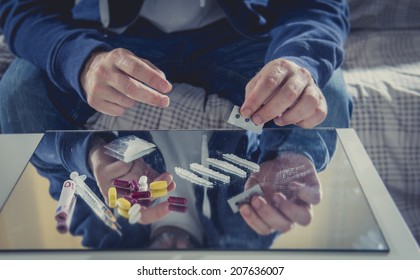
[295,97,327,128]
[141,59,167,78]
[100,86,137,108]
[139,201,170,224]
[106,160,135,180]
[239,203,272,235]
[109,72,170,108]
[91,101,126,117]
[275,85,325,126]
[153,172,176,192]
[244,73,260,98]
[244,175,260,191]
[295,182,322,205]
[112,49,172,93]
[241,62,289,118]
[252,72,309,125]
[250,195,294,233]
[273,192,312,226]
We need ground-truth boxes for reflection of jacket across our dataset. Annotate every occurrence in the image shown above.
[30,131,164,249]
[30,129,336,249]
[0,0,349,123]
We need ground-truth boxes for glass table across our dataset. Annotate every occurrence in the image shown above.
[0,129,418,259]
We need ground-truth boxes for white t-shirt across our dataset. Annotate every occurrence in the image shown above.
[139,0,225,33]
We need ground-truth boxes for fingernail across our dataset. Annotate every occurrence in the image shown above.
[241,108,251,117]
[159,81,171,93]
[161,96,170,107]
[240,205,251,216]
[252,196,262,209]
[273,193,283,205]
[274,116,285,126]
[253,115,263,125]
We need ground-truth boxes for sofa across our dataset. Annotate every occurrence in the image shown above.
[0,0,419,245]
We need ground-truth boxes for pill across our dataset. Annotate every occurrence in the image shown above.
[168,196,187,205]
[169,204,187,213]
[138,199,152,207]
[150,188,168,198]
[113,179,130,188]
[129,210,142,225]
[123,195,138,205]
[128,203,141,216]
[150,180,167,190]
[138,175,148,191]
[117,207,130,219]
[131,191,151,199]
[117,197,131,210]
[130,180,140,192]
[108,187,117,200]
[109,198,117,208]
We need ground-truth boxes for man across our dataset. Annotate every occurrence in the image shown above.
[0,0,352,133]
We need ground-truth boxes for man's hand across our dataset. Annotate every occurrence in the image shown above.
[88,138,176,224]
[241,58,327,128]
[81,48,172,116]
[239,153,322,235]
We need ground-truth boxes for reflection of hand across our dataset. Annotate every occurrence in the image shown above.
[240,58,327,128]
[239,152,321,235]
[81,48,172,116]
[88,139,176,224]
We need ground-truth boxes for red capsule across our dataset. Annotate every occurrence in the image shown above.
[130,180,140,192]
[113,179,130,188]
[131,191,151,199]
[167,196,187,205]
[123,195,138,205]
[169,204,187,213]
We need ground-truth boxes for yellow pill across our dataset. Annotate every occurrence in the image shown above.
[109,198,117,209]
[151,188,168,198]
[117,207,130,219]
[117,197,131,210]
[108,187,117,200]
[150,180,167,190]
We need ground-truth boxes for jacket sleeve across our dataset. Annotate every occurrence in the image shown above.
[256,128,337,172]
[264,0,349,88]
[0,0,113,102]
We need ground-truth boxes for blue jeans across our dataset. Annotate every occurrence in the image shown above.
[0,18,352,133]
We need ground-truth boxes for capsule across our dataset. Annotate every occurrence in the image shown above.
[108,187,117,199]
[129,211,142,225]
[168,196,187,205]
[123,195,138,205]
[138,176,148,191]
[150,180,167,190]
[138,199,152,207]
[130,180,140,192]
[109,198,117,208]
[117,197,131,210]
[131,191,151,199]
[113,179,130,188]
[128,203,141,216]
[117,207,130,219]
[150,188,168,198]
[169,204,187,213]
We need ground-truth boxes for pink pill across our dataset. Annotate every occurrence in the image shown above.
[130,180,140,192]
[123,195,138,205]
[167,196,187,205]
[131,191,151,199]
[169,204,187,213]
[113,179,130,188]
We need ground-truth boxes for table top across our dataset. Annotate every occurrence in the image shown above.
[0,129,418,259]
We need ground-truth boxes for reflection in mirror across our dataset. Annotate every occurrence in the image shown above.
[0,129,388,251]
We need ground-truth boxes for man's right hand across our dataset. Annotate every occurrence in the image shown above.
[81,48,172,116]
